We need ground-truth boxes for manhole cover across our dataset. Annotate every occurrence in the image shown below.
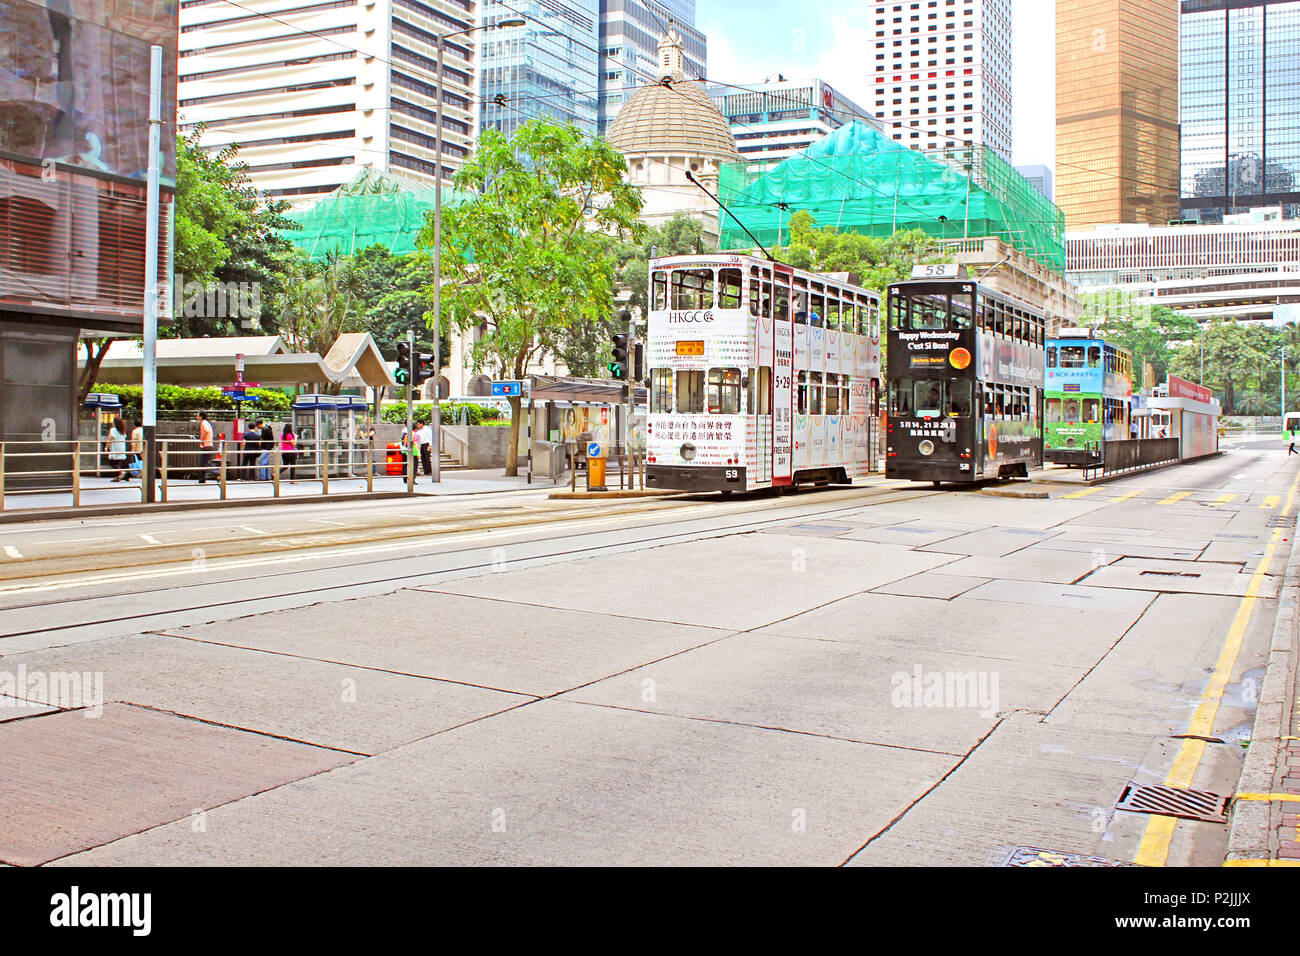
[1003,846,1137,867]
[1115,782,1229,824]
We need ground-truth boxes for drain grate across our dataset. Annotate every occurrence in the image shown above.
[1003,846,1137,867]
[1140,570,1202,579]
[1266,515,1297,528]
[1115,782,1229,824]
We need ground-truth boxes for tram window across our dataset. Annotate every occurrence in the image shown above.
[1083,399,1100,423]
[650,369,673,413]
[810,291,825,327]
[1047,346,1057,368]
[671,269,714,310]
[718,268,743,310]
[984,387,994,416]
[826,374,841,414]
[707,368,742,414]
[748,268,771,317]
[774,282,790,322]
[1087,346,1101,369]
[843,300,857,335]
[949,378,972,417]
[1046,398,1063,423]
[810,372,824,415]
[797,371,808,415]
[912,296,947,330]
[757,367,772,415]
[793,284,809,325]
[1059,346,1085,368]
[1063,399,1081,423]
[869,301,881,338]
[675,370,704,414]
[952,295,974,330]
[890,379,911,416]
[889,296,905,330]
[652,272,668,312]
[827,295,842,331]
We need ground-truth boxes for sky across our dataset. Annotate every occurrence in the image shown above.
[694,0,1056,169]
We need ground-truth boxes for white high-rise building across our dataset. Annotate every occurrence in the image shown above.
[178,0,480,204]
[865,0,1012,159]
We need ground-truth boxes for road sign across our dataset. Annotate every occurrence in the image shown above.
[491,380,524,397]
[587,441,602,459]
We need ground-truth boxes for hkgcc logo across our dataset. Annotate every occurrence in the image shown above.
[0,665,103,717]
[890,664,1000,718]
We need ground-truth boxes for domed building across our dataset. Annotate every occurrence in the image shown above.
[607,31,742,246]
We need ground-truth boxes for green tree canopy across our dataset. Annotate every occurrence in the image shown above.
[773,210,944,294]
[1168,319,1286,413]
[1079,291,1200,390]
[419,119,645,474]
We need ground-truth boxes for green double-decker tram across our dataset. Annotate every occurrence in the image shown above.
[1043,331,1134,467]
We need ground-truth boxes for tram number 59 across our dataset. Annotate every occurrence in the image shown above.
[725,469,740,480]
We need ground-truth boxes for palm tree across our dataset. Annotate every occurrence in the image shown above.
[273,252,365,393]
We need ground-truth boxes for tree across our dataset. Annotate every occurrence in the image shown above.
[420,119,645,475]
[773,211,944,294]
[1168,319,1280,413]
[346,245,449,363]
[272,252,366,391]
[172,126,297,337]
[1078,291,1199,389]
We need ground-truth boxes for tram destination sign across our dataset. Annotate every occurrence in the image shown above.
[676,340,705,356]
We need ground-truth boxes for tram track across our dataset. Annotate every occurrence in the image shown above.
[0,485,946,641]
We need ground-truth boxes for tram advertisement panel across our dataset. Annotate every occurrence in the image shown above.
[773,319,794,484]
[979,333,1043,472]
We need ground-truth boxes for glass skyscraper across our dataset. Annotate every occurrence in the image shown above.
[1181,0,1300,222]
[478,0,600,139]
[598,0,707,137]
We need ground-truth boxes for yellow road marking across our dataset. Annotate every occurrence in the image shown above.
[1235,793,1300,802]
[1158,491,1192,505]
[1223,859,1300,867]
[1213,494,1236,505]
[1261,494,1281,510]
[1112,489,1145,503]
[1133,467,1300,868]
[1064,488,1100,499]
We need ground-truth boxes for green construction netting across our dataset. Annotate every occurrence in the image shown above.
[718,122,1065,272]
[277,168,471,261]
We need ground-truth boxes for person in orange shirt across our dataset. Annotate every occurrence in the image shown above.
[197,411,216,483]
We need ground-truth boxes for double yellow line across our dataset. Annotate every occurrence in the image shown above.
[1133,467,1300,867]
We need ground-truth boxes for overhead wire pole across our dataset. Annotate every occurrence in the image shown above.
[142,44,163,504]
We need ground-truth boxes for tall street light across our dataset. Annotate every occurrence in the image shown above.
[431,15,526,482]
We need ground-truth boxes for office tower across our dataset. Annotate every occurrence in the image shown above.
[865,0,1013,159]
[178,0,479,203]
[598,0,706,136]
[478,0,600,139]
[1056,0,1180,229]
[1016,163,1054,202]
[1181,0,1300,223]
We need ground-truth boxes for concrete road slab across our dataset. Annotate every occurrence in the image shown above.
[1027,537,1204,561]
[873,572,990,600]
[959,579,1155,616]
[839,523,979,547]
[0,694,56,722]
[756,591,1139,671]
[0,703,351,866]
[1045,593,1269,739]
[55,699,955,866]
[845,714,1152,866]
[1051,527,1214,551]
[1054,509,1229,535]
[6,634,528,755]
[562,631,1082,754]
[1079,557,1280,598]
[937,549,1102,585]
[917,527,1059,557]
[164,590,725,698]
[435,533,956,630]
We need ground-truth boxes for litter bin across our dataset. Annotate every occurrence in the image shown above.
[385,443,404,476]
[587,454,607,492]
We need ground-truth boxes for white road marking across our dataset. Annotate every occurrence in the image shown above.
[308,518,349,527]
[3,546,22,559]
[139,534,162,545]
[239,525,269,536]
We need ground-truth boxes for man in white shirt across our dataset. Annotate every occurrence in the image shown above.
[415,419,434,477]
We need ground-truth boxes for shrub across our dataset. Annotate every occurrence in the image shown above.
[92,384,292,415]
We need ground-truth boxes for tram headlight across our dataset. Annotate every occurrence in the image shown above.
[918,440,935,457]
[680,442,697,462]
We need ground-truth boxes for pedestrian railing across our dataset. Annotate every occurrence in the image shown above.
[0,438,420,512]
[1082,438,1182,480]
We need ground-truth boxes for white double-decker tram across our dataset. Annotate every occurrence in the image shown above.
[644,254,882,494]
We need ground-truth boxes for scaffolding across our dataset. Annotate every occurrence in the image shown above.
[717,122,1065,272]
[277,168,470,261]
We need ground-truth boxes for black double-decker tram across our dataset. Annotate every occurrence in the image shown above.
[886,267,1046,486]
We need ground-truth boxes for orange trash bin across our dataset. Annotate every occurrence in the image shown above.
[385,443,404,476]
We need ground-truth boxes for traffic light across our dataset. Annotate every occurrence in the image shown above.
[414,352,436,384]
[608,333,629,380]
[633,342,644,382]
[395,342,412,384]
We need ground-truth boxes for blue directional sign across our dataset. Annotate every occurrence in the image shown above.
[491,380,523,397]
[587,441,602,459]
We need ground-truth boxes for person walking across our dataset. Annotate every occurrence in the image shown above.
[129,418,144,479]
[257,419,274,480]
[105,416,130,482]
[280,424,298,481]
[197,411,216,483]
[416,418,434,477]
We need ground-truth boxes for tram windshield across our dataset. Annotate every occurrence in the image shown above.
[891,292,974,331]
[890,378,974,419]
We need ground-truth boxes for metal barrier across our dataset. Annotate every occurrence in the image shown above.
[0,437,407,512]
[1082,438,1182,480]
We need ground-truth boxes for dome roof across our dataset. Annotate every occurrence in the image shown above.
[607,35,741,164]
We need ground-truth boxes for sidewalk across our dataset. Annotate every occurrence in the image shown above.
[0,468,544,517]
[1226,517,1300,866]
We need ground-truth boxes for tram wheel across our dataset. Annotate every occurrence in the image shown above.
[721,490,733,497]
[932,481,942,488]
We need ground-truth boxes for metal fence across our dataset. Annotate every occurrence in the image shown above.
[0,438,413,511]
[1082,438,1181,480]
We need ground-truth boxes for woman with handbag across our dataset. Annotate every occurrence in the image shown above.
[280,424,299,482]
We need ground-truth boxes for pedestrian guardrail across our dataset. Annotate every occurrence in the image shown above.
[0,437,422,512]
[1082,438,1182,480]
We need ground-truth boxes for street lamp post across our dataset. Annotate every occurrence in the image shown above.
[433,16,525,483]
